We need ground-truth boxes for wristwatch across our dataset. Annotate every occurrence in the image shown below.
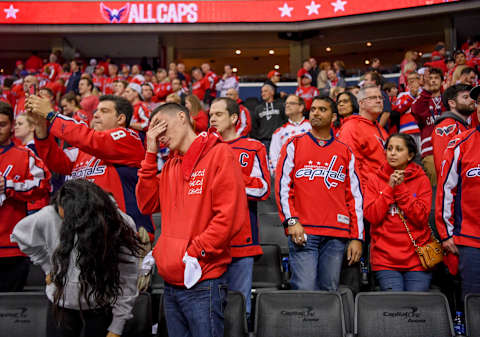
[283,217,299,229]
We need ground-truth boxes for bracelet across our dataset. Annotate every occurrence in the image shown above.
[46,110,58,122]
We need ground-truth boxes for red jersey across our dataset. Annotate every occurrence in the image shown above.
[35,115,154,236]
[235,101,252,137]
[432,113,469,176]
[364,162,432,271]
[204,71,219,96]
[436,128,480,248]
[192,77,210,102]
[154,82,172,102]
[131,101,151,132]
[103,76,119,95]
[192,110,209,134]
[225,136,271,257]
[338,115,388,191]
[1,89,16,107]
[411,90,446,158]
[25,55,43,72]
[92,75,106,93]
[297,68,308,79]
[0,142,51,258]
[14,96,26,117]
[393,92,420,135]
[275,132,364,240]
[295,86,319,110]
[136,132,247,286]
[44,62,62,82]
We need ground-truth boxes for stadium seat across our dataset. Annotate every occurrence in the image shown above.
[252,244,283,289]
[339,285,355,335]
[123,292,152,337]
[0,292,49,337]
[465,293,480,337]
[23,262,46,292]
[254,290,346,337]
[242,97,261,115]
[354,292,455,337]
[225,291,248,337]
[258,213,288,255]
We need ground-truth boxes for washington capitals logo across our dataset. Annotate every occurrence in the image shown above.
[435,124,456,136]
[100,2,130,23]
[295,156,346,189]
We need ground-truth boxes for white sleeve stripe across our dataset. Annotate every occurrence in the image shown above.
[245,153,269,198]
[5,155,45,192]
[421,137,432,145]
[278,141,295,220]
[442,146,460,236]
[269,132,280,175]
[237,109,247,136]
[64,147,79,162]
[138,107,149,128]
[421,146,433,154]
[348,153,364,240]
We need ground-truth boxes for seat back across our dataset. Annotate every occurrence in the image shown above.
[225,291,247,337]
[23,263,46,292]
[339,286,354,334]
[252,244,283,289]
[255,290,345,337]
[0,292,49,337]
[465,293,480,337]
[123,292,152,337]
[355,292,454,337]
[258,212,288,255]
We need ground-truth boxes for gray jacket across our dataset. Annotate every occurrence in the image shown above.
[11,205,140,335]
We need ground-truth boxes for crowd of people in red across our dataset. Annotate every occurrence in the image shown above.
[1,37,480,337]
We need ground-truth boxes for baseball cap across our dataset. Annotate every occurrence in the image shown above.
[301,73,312,80]
[470,86,480,101]
[267,70,281,79]
[16,60,23,67]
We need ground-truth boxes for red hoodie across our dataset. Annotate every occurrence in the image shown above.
[136,131,247,286]
[338,114,388,191]
[364,162,432,271]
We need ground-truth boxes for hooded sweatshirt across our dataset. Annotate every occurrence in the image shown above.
[10,205,139,335]
[251,99,286,142]
[364,162,432,271]
[432,111,469,175]
[338,114,388,191]
[136,131,247,286]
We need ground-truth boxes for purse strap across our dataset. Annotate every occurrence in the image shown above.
[398,211,419,249]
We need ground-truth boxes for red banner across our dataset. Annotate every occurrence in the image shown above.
[0,0,458,24]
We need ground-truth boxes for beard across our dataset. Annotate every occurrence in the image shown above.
[456,103,475,116]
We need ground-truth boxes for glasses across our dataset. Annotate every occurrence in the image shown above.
[364,95,383,101]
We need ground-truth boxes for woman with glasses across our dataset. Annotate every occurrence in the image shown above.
[333,91,358,136]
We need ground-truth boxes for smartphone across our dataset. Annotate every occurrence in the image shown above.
[28,84,37,96]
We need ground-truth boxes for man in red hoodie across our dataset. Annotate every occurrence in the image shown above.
[209,97,270,320]
[136,103,247,337]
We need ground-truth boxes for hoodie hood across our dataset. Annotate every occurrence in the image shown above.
[378,161,425,182]
[180,130,221,180]
[434,111,469,128]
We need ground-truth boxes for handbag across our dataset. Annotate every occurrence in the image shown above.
[398,211,444,270]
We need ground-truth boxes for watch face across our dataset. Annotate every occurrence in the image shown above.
[288,218,296,226]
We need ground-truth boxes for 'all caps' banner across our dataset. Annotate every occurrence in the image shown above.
[0,0,458,24]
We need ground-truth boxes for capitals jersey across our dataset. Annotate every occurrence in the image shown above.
[226,136,271,257]
[436,127,480,248]
[0,143,51,257]
[269,118,311,175]
[192,77,210,102]
[35,115,154,236]
[235,103,251,137]
[131,101,151,132]
[275,132,364,240]
[92,75,106,93]
[411,90,446,158]
[103,76,119,95]
[204,71,219,96]
[154,82,172,102]
[432,112,469,176]
[295,86,319,111]
[392,92,420,135]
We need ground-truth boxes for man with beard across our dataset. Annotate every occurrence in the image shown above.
[432,84,475,176]
[275,96,363,291]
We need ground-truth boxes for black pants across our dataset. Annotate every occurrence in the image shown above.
[0,256,30,292]
[47,302,112,337]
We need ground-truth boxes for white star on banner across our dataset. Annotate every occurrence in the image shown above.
[331,0,347,12]
[306,1,321,15]
[278,3,294,17]
[4,4,19,19]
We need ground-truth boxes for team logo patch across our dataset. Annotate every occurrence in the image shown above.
[100,2,130,23]
[435,124,456,136]
[466,165,480,178]
[295,155,346,189]
[447,137,460,149]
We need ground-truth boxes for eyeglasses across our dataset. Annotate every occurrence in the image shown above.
[364,95,383,101]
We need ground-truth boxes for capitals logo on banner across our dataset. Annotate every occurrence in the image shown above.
[100,3,130,23]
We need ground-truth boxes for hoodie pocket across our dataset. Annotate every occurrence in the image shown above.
[153,235,188,285]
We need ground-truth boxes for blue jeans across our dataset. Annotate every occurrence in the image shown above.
[163,275,228,337]
[225,257,254,317]
[458,245,480,298]
[376,270,432,291]
[288,235,346,291]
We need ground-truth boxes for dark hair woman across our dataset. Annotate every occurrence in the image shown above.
[333,91,358,136]
[12,179,142,337]
[363,133,433,291]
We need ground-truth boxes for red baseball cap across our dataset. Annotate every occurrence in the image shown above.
[16,60,23,66]
[267,70,281,79]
